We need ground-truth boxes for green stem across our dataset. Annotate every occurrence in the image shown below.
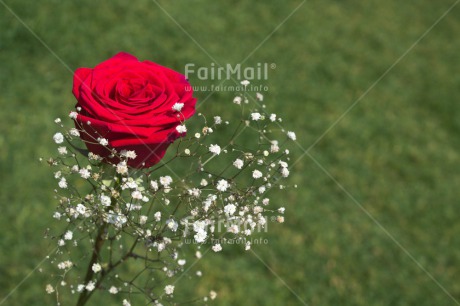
[75,223,107,306]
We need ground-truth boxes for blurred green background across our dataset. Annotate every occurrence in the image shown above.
[1,0,460,305]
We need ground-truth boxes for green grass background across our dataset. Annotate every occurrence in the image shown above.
[1,0,460,305]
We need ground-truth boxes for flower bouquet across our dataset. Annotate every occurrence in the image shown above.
[44,52,296,305]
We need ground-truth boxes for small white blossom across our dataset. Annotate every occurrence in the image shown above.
[280,167,290,178]
[240,80,250,86]
[164,285,175,295]
[212,244,222,252]
[194,230,207,243]
[256,92,264,101]
[214,116,222,125]
[150,180,159,191]
[54,118,61,124]
[210,290,217,300]
[69,128,80,137]
[194,132,201,138]
[139,215,148,225]
[116,161,128,174]
[252,170,263,179]
[200,179,208,186]
[251,113,261,121]
[224,204,236,215]
[109,286,118,294]
[178,259,186,266]
[58,146,67,155]
[209,144,221,155]
[45,284,54,294]
[270,140,280,153]
[131,190,143,200]
[278,207,285,213]
[100,194,111,207]
[172,102,184,112]
[269,114,276,122]
[216,179,229,192]
[64,231,73,240]
[92,263,102,273]
[159,176,173,186]
[58,177,67,189]
[277,216,285,223]
[79,168,91,179]
[233,158,244,169]
[122,299,131,306]
[120,150,137,159]
[76,204,86,215]
[69,111,78,119]
[98,138,109,146]
[287,131,296,141]
[233,96,242,105]
[53,133,64,144]
[176,124,187,134]
[166,219,178,232]
[154,211,161,222]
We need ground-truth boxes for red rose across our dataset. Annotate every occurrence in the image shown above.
[72,52,196,168]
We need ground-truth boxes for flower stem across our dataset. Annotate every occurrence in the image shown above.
[76,223,107,306]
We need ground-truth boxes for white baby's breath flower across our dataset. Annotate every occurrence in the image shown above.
[287,131,296,141]
[76,204,87,215]
[212,244,222,252]
[251,113,261,121]
[270,140,280,153]
[172,102,184,112]
[224,204,236,215]
[278,207,285,213]
[139,215,148,225]
[69,111,78,119]
[214,116,222,125]
[57,146,67,155]
[194,230,207,243]
[194,132,200,138]
[209,144,221,155]
[280,167,290,177]
[92,263,102,273]
[176,124,187,134]
[269,114,276,122]
[164,285,175,295]
[256,92,264,101]
[233,158,244,169]
[116,161,128,174]
[45,284,54,294]
[120,150,137,159]
[233,96,242,105]
[122,299,131,306]
[53,132,64,144]
[98,138,109,146]
[131,190,142,200]
[159,176,173,186]
[210,290,217,300]
[150,180,159,191]
[109,286,118,294]
[240,80,250,86]
[85,281,95,291]
[200,179,208,186]
[154,211,161,222]
[100,194,111,207]
[58,177,67,189]
[64,231,73,240]
[69,128,80,137]
[178,259,186,266]
[216,179,229,192]
[252,170,263,179]
[79,168,91,179]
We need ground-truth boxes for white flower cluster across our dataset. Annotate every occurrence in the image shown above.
[45,89,296,305]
